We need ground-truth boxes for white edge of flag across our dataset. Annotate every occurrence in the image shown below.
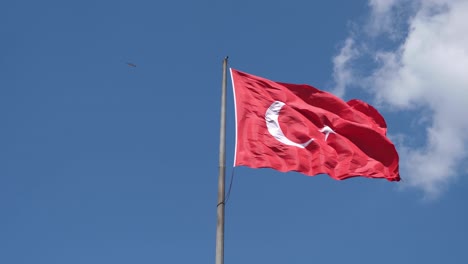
[229,68,239,167]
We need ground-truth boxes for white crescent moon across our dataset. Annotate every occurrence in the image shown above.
[265,101,314,148]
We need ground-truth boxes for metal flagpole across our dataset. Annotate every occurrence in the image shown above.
[215,57,228,264]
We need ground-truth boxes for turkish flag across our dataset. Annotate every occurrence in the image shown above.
[231,69,400,181]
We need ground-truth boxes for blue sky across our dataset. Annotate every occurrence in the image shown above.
[2,0,468,263]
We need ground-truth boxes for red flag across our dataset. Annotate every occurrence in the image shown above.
[231,69,400,181]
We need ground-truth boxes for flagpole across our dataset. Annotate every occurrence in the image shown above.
[215,56,228,264]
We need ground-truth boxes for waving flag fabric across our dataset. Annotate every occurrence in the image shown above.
[231,68,400,181]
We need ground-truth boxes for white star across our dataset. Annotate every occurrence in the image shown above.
[319,125,335,141]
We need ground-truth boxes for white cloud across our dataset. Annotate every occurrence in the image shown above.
[332,0,468,197]
[331,37,358,98]
[367,0,402,36]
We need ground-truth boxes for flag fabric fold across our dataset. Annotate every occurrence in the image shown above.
[231,68,400,181]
